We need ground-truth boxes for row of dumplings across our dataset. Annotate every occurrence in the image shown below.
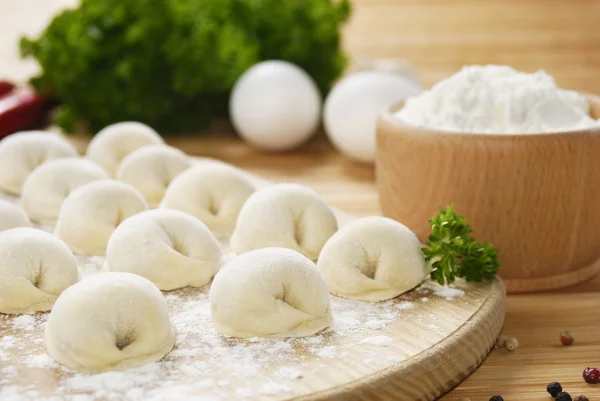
[0,122,429,372]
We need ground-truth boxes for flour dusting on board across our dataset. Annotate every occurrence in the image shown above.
[0,252,472,401]
[0,193,476,401]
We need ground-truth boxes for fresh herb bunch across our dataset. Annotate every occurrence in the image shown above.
[20,0,350,134]
[422,206,500,286]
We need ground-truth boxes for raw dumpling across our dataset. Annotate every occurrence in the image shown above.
[230,184,338,260]
[20,158,110,222]
[105,209,222,290]
[0,228,78,314]
[55,180,148,256]
[117,145,191,207]
[0,131,78,195]
[86,121,164,176]
[45,272,176,372]
[317,216,427,302]
[209,247,332,338]
[161,163,255,236]
[0,200,31,232]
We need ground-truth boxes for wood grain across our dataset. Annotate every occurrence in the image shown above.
[376,98,600,293]
[343,0,600,94]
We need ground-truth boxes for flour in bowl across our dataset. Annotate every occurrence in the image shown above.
[396,65,600,133]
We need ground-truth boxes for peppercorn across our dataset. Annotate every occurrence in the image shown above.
[555,392,572,401]
[505,337,519,351]
[583,367,600,384]
[573,396,589,401]
[489,396,503,401]
[560,331,574,346]
[547,381,563,397]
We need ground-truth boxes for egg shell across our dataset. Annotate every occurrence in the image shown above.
[324,71,421,163]
[230,60,321,151]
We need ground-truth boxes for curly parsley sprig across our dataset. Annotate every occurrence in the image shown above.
[422,206,500,286]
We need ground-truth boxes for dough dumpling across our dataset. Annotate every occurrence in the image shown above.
[209,247,332,338]
[230,184,338,260]
[45,272,176,372]
[0,228,78,314]
[0,131,78,195]
[55,180,148,256]
[86,121,164,176]
[21,158,110,222]
[117,145,191,207]
[162,163,255,236]
[0,200,31,232]
[317,216,427,302]
[105,209,222,290]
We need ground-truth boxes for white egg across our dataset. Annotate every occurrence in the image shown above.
[230,60,321,151]
[324,71,421,163]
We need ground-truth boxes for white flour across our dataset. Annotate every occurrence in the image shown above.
[396,65,600,133]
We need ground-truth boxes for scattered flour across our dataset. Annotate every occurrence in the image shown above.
[25,354,57,369]
[422,281,465,300]
[395,301,415,310]
[274,367,303,381]
[360,336,393,347]
[11,315,36,331]
[313,346,337,359]
[0,335,16,349]
[433,287,464,300]
[396,65,600,133]
[420,297,429,303]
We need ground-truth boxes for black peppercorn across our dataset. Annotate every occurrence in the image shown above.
[573,395,589,401]
[547,382,563,397]
[556,392,572,401]
[489,396,503,401]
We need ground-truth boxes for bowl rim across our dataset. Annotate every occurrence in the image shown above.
[379,93,600,139]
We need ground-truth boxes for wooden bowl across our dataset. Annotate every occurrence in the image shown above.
[376,96,600,293]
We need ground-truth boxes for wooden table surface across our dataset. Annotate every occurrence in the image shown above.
[2,1,600,400]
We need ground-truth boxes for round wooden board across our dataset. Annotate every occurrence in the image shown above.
[0,158,506,401]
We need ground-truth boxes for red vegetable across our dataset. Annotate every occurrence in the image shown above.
[0,81,15,98]
[0,88,52,138]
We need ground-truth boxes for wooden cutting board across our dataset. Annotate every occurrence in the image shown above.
[0,158,506,401]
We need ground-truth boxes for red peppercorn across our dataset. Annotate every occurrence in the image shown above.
[560,331,574,346]
[573,395,589,401]
[583,367,600,384]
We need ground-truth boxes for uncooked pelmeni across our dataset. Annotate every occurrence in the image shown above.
[230,184,338,260]
[161,163,255,236]
[55,180,148,256]
[0,131,78,195]
[317,216,428,302]
[105,209,222,290]
[117,145,191,207]
[0,228,78,314]
[209,247,332,338]
[86,121,165,176]
[0,200,31,232]
[45,272,176,372]
[20,158,110,222]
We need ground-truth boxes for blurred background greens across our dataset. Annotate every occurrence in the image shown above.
[19,0,351,133]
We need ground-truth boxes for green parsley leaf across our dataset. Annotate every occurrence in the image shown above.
[422,206,500,286]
